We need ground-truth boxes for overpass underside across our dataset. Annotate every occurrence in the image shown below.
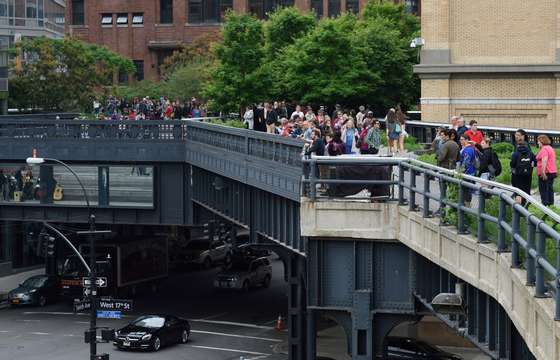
[302,199,548,360]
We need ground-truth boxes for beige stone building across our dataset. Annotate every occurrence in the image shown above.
[415,0,560,130]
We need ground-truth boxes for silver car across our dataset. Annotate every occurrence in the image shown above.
[214,257,272,291]
[181,239,232,269]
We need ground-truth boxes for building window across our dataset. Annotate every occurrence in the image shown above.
[26,0,37,18]
[249,0,294,20]
[132,13,143,25]
[160,0,173,23]
[346,0,358,14]
[310,0,322,18]
[188,0,232,23]
[134,60,144,81]
[0,0,8,17]
[328,0,340,17]
[101,13,112,25]
[116,13,128,25]
[71,0,84,25]
[118,68,128,84]
[404,0,418,14]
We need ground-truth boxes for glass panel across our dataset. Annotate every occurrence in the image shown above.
[132,13,143,24]
[160,0,173,23]
[310,0,322,18]
[101,14,112,25]
[0,164,154,208]
[346,0,358,14]
[0,0,8,17]
[204,0,217,22]
[405,0,418,14]
[134,60,144,81]
[71,0,84,25]
[116,13,128,24]
[26,0,37,18]
[188,0,202,23]
[328,0,340,17]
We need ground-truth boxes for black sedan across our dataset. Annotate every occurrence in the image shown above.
[8,274,60,307]
[114,315,191,351]
[386,337,462,360]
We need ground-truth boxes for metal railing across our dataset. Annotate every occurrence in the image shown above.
[0,117,220,141]
[378,118,560,147]
[303,155,560,320]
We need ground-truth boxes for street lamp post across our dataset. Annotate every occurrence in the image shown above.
[27,157,98,360]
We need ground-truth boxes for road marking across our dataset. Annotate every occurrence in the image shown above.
[191,319,274,330]
[0,330,10,333]
[17,319,41,322]
[245,356,270,360]
[199,312,228,320]
[63,334,77,337]
[186,345,271,356]
[29,332,50,336]
[191,330,282,342]
[74,321,90,325]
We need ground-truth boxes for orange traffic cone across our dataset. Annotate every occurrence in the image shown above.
[276,315,285,331]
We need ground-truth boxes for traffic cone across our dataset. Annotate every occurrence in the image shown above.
[276,315,285,331]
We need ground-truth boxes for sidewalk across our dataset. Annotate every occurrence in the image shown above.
[0,267,44,304]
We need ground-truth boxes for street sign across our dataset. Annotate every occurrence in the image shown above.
[97,310,121,319]
[83,288,91,297]
[74,299,91,313]
[82,277,107,288]
[98,299,133,312]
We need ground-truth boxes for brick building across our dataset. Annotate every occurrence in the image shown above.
[67,0,419,82]
[416,0,560,130]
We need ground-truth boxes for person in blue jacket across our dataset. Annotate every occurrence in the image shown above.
[459,134,477,206]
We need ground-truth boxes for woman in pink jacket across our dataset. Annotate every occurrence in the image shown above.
[536,135,557,206]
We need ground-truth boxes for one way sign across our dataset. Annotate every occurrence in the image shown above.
[82,277,108,288]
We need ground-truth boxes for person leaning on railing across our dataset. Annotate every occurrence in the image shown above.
[536,134,557,206]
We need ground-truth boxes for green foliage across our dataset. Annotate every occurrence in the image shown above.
[160,33,221,77]
[165,60,211,101]
[417,153,437,165]
[492,142,515,155]
[264,7,315,58]
[9,37,133,112]
[204,11,267,113]
[115,81,166,101]
[209,118,246,128]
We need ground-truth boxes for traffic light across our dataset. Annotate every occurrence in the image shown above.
[46,236,55,257]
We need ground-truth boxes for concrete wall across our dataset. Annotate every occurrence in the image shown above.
[301,198,560,360]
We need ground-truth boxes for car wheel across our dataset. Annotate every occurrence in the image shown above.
[242,280,250,292]
[263,275,271,288]
[152,336,161,352]
[203,257,212,269]
[180,329,189,344]
[38,296,47,307]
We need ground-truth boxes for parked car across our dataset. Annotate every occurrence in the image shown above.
[114,315,191,352]
[172,239,232,269]
[8,274,60,307]
[385,337,462,360]
[214,256,272,291]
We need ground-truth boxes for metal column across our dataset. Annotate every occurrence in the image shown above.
[288,254,306,360]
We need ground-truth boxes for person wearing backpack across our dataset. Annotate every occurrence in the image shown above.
[459,134,477,206]
[478,137,501,180]
[510,129,536,204]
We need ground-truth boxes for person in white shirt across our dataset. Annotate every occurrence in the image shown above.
[243,106,254,130]
[290,105,304,121]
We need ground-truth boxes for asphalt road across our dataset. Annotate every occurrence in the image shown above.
[0,258,289,360]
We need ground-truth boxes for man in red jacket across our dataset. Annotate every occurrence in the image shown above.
[464,120,484,144]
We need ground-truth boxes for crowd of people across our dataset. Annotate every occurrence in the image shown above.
[92,96,207,120]
[243,102,409,156]
[431,116,557,207]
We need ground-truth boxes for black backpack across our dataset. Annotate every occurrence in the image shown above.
[515,151,533,176]
[488,151,502,177]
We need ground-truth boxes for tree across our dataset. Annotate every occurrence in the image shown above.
[264,7,315,59]
[203,11,267,113]
[9,37,134,111]
[160,32,222,77]
[362,0,420,40]
[165,60,211,101]
[274,15,374,107]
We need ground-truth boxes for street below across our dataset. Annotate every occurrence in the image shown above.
[0,258,288,360]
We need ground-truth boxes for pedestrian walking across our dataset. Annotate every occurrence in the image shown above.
[536,134,557,206]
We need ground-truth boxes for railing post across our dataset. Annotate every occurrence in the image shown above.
[309,159,316,201]
[409,167,416,211]
[511,208,520,268]
[525,218,536,286]
[556,238,560,320]
[535,225,546,297]
[457,182,466,234]
[398,164,405,205]
[477,190,487,243]
[422,171,430,218]
[497,195,507,252]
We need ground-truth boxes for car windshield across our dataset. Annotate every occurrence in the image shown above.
[186,241,209,250]
[131,316,165,329]
[22,276,47,288]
